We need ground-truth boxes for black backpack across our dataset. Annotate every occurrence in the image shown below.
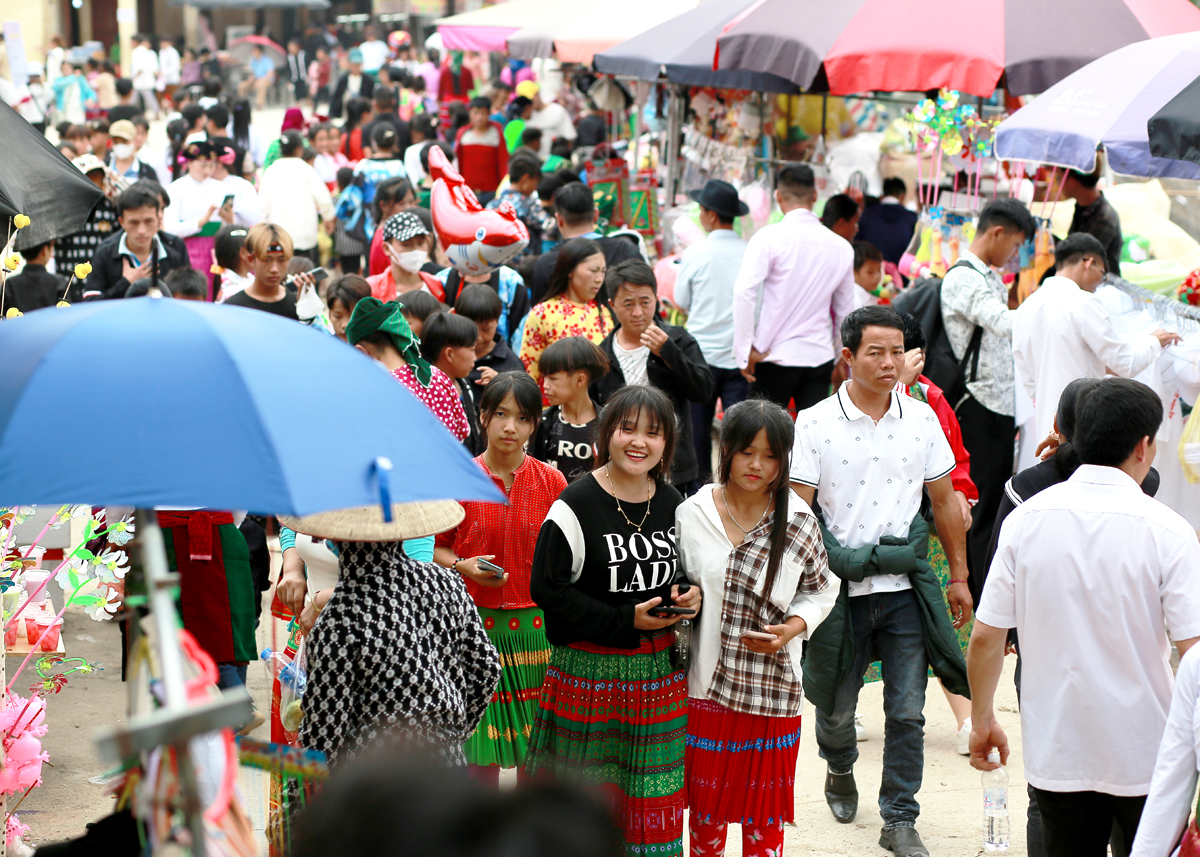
[891,260,983,409]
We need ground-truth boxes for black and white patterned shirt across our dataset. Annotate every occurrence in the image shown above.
[298,540,501,767]
[56,197,119,278]
[940,250,1016,417]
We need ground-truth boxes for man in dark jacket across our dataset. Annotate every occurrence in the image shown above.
[82,182,189,300]
[591,260,714,492]
[328,48,374,120]
[857,177,918,267]
[529,182,641,307]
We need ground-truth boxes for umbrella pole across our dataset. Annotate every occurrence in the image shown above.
[135,509,188,709]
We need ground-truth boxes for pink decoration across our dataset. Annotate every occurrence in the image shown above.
[7,813,30,848]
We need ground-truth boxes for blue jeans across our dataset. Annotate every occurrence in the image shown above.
[814,589,928,828]
[217,663,248,691]
[690,366,750,484]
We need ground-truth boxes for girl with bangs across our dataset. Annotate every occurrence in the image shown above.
[526,385,702,857]
[675,399,836,857]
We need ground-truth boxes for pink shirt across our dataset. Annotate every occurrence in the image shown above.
[733,208,856,370]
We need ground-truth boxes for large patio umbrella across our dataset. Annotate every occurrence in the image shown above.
[435,0,569,53]
[227,35,286,66]
[994,32,1200,180]
[1147,75,1200,168]
[0,100,103,252]
[507,0,701,65]
[593,0,798,93]
[713,0,1200,96]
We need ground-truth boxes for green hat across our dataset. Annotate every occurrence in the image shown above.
[344,297,432,387]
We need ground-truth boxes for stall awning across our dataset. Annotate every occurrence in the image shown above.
[507,0,700,65]
[168,0,330,7]
[434,0,569,54]
[594,0,798,93]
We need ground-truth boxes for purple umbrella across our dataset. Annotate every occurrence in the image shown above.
[995,32,1200,180]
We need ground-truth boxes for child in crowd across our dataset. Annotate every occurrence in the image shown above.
[421,312,485,455]
[213,224,252,302]
[334,166,370,276]
[530,336,608,483]
[164,267,208,301]
[455,96,508,206]
[852,240,891,308]
[399,289,443,337]
[1,241,64,314]
[455,285,525,400]
[309,122,349,192]
[433,371,567,788]
[325,274,372,341]
[486,153,543,256]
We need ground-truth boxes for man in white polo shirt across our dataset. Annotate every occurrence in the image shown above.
[791,306,972,857]
[968,377,1200,857]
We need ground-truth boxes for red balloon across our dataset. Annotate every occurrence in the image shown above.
[428,146,529,276]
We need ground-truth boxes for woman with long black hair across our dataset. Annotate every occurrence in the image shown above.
[676,399,836,857]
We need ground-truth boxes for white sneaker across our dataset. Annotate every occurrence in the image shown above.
[956,717,972,756]
[855,715,867,742]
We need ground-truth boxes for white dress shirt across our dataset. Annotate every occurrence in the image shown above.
[159,45,181,86]
[733,208,856,371]
[1013,276,1161,441]
[676,487,837,703]
[675,228,746,369]
[979,465,1200,796]
[256,157,335,251]
[940,250,1016,416]
[220,174,263,228]
[791,382,955,596]
[1130,645,1200,857]
[131,44,159,90]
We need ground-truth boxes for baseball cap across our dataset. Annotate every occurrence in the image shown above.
[515,81,539,100]
[72,154,106,175]
[348,48,364,64]
[108,119,137,142]
[382,211,430,242]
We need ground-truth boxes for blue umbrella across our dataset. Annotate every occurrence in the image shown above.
[995,32,1200,180]
[0,298,504,513]
[593,0,799,93]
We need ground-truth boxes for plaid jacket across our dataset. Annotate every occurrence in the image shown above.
[707,511,832,717]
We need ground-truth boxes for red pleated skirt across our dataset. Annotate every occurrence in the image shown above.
[684,697,803,826]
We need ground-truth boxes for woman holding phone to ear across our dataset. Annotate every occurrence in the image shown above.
[433,372,567,787]
[675,399,837,857]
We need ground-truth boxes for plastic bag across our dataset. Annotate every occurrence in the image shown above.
[1180,407,1200,484]
[262,631,308,737]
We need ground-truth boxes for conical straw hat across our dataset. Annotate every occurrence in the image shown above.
[278,500,464,542]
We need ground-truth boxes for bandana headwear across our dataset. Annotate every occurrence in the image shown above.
[281,108,306,134]
[344,297,432,388]
[382,211,429,243]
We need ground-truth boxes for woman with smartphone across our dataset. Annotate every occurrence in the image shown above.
[675,400,837,857]
[433,372,567,786]
[525,385,702,857]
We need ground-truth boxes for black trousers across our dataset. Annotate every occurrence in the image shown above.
[690,366,750,483]
[749,360,834,413]
[1031,788,1145,857]
[955,395,1016,608]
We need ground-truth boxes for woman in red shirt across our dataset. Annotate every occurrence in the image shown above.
[434,372,567,786]
[339,97,373,163]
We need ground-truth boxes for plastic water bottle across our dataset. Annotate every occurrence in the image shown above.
[982,750,1010,851]
[261,648,306,695]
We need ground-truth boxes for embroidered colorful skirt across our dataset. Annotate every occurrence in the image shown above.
[684,697,803,827]
[184,235,217,297]
[524,629,687,857]
[864,535,970,683]
[465,606,551,769]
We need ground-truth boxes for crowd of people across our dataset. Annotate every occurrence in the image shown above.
[5,23,1200,857]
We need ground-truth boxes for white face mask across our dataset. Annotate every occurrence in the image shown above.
[112,143,134,160]
[295,284,324,321]
[395,249,427,273]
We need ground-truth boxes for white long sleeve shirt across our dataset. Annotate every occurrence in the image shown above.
[1012,276,1161,440]
[163,174,227,238]
[257,157,335,251]
[1131,644,1200,857]
[158,45,181,86]
[732,208,856,370]
[675,229,746,369]
[220,174,262,228]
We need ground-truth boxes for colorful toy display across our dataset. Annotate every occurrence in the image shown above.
[427,145,529,276]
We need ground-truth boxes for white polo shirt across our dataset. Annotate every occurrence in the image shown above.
[979,465,1200,796]
[790,382,955,596]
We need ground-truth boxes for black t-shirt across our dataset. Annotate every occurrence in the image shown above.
[223,288,299,319]
[529,235,641,306]
[456,376,485,456]
[529,404,597,483]
[466,338,525,396]
[530,474,685,648]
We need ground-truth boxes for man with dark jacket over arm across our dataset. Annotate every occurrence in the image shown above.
[591,260,714,494]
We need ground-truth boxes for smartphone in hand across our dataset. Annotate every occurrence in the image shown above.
[742,630,777,642]
[477,558,505,580]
